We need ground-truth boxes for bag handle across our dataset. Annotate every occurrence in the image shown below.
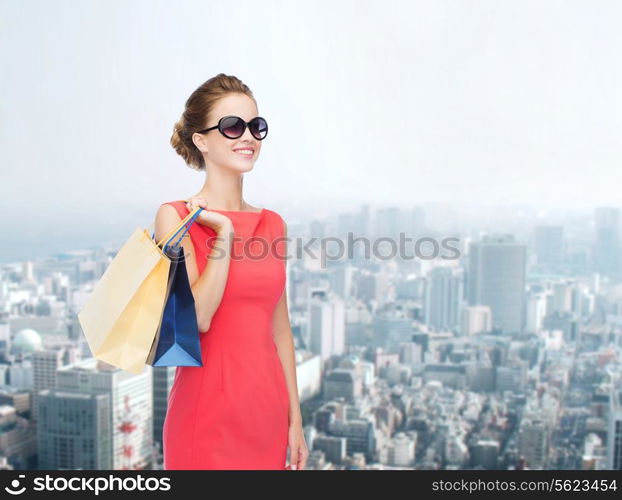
[161,199,202,251]
[163,207,204,253]
[156,205,203,249]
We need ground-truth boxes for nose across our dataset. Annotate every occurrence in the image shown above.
[240,125,255,142]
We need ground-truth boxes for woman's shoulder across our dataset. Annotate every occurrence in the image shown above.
[159,199,186,209]
[153,201,187,245]
[155,200,185,219]
[263,208,287,235]
[263,207,283,220]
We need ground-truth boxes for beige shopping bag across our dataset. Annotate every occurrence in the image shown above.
[78,206,202,374]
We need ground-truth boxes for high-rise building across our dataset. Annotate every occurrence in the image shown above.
[386,432,416,467]
[372,313,412,348]
[313,436,347,464]
[594,207,621,277]
[471,440,500,469]
[525,292,547,333]
[424,266,463,332]
[461,305,493,335]
[607,387,622,469]
[374,207,401,241]
[32,350,65,422]
[323,369,359,403]
[467,234,527,334]
[152,366,176,450]
[330,264,353,299]
[354,271,390,304]
[38,358,152,470]
[329,418,376,462]
[551,281,573,315]
[38,390,112,469]
[0,405,37,469]
[309,295,345,362]
[534,226,564,272]
[518,415,549,469]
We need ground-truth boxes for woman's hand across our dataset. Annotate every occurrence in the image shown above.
[287,421,309,470]
[185,196,233,234]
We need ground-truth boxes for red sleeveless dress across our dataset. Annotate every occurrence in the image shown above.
[161,200,290,470]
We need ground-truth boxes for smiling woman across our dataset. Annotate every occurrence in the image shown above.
[160,73,308,471]
[170,76,266,172]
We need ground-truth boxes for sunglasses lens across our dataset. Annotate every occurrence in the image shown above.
[220,116,245,138]
[249,117,268,140]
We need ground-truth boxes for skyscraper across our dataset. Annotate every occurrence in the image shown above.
[607,387,622,469]
[534,225,564,273]
[309,295,345,362]
[38,358,152,470]
[518,415,549,469]
[424,266,463,332]
[32,349,66,422]
[468,234,527,334]
[594,207,621,277]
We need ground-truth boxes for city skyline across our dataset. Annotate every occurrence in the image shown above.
[2,0,621,224]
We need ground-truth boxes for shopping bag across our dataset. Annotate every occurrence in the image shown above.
[145,200,203,366]
[146,242,202,367]
[77,205,203,374]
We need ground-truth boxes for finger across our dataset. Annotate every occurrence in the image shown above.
[290,446,299,470]
[295,448,303,470]
[192,199,205,210]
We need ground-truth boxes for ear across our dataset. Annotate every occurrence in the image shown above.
[192,132,208,153]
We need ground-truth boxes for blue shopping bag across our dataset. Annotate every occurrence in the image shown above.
[146,208,203,367]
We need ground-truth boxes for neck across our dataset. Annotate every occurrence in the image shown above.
[194,169,247,211]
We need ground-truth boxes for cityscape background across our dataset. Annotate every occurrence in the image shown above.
[1,0,621,470]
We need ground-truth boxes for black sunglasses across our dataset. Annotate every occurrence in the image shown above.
[198,115,268,140]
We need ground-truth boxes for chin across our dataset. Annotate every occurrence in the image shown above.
[232,161,255,173]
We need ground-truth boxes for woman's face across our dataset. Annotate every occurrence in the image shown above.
[193,92,262,173]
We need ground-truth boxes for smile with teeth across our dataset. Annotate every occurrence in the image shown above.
[234,149,254,156]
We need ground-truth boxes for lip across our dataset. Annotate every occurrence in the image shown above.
[233,147,255,157]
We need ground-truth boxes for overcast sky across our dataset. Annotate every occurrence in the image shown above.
[1,0,621,261]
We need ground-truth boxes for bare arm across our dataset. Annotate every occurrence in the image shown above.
[154,204,235,332]
[271,218,302,426]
